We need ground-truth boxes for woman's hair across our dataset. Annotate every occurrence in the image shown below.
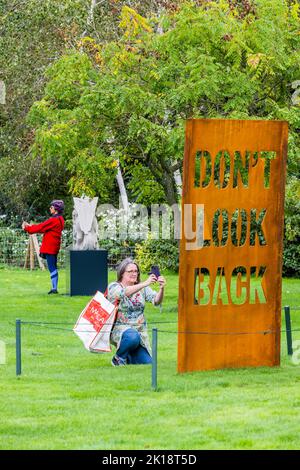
[50,200,64,214]
[117,258,140,284]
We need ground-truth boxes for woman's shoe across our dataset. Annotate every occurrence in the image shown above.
[48,289,58,294]
[111,355,126,366]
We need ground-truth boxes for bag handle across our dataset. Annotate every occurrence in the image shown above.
[103,287,119,328]
[103,282,122,308]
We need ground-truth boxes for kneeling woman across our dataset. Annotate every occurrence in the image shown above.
[108,258,166,366]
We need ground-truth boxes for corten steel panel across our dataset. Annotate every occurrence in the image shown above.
[178,119,288,373]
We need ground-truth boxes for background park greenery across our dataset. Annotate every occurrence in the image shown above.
[0,0,300,275]
[0,268,300,450]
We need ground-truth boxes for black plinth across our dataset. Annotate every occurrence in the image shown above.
[66,249,108,296]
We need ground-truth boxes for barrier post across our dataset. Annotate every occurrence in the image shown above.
[284,306,293,356]
[152,328,158,391]
[16,319,22,376]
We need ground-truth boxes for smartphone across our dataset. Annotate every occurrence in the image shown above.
[149,265,160,278]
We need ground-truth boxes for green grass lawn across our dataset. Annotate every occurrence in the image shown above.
[0,268,299,450]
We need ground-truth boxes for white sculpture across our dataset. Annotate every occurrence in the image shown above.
[73,196,99,250]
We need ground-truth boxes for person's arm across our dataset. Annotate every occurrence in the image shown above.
[22,218,55,234]
[153,276,166,306]
[124,274,157,297]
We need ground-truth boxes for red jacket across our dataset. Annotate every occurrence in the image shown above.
[24,215,65,255]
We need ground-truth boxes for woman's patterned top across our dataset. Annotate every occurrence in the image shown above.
[107,281,157,354]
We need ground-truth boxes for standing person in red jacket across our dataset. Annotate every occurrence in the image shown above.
[22,200,65,294]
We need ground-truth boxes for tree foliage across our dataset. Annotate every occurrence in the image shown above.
[0,0,173,219]
[0,0,88,219]
[26,0,300,206]
[1,0,299,274]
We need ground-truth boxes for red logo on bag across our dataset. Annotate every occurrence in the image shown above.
[83,299,110,332]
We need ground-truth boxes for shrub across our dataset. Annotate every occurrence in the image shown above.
[135,236,179,273]
[99,238,137,268]
[283,239,300,278]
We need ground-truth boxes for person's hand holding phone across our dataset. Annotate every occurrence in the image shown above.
[147,265,166,289]
[145,273,158,286]
[157,275,166,289]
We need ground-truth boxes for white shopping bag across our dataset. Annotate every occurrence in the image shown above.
[73,291,117,353]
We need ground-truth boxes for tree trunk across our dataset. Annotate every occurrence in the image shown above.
[0,80,6,105]
[173,166,182,198]
[163,171,178,206]
[82,0,105,38]
[116,161,129,211]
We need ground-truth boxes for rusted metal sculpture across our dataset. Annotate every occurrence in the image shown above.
[178,119,288,372]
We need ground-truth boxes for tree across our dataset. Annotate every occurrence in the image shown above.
[0,0,88,220]
[0,0,177,220]
[28,0,300,207]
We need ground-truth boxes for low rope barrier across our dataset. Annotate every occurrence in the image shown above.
[14,321,300,335]
[14,305,299,390]
[155,328,300,335]
[16,304,300,327]
[20,320,178,326]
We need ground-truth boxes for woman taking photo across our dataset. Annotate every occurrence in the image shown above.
[22,200,65,294]
[107,258,166,366]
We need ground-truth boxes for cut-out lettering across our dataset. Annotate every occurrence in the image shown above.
[214,151,231,189]
[250,209,267,246]
[212,209,229,247]
[231,209,247,247]
[230,267,247,305]
[233,151,249,188]
[193,149,277,189]
[194,266,267,306]
[212,267,229,305]
[194,268,210,305]
[250,266,267,304]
